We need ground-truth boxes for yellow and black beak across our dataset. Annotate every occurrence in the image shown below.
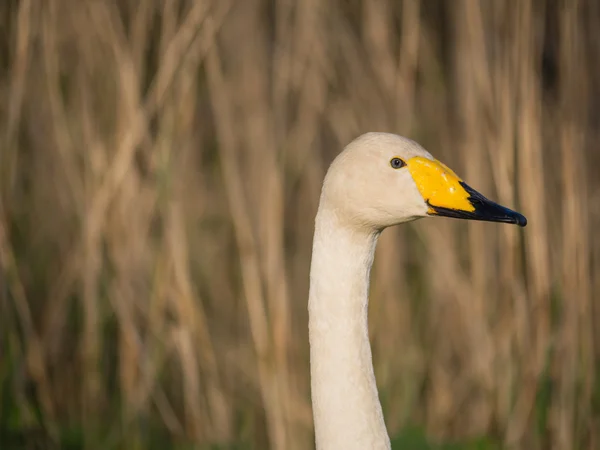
[407,157,527,227]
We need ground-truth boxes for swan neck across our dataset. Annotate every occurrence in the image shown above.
[308,208,390,449]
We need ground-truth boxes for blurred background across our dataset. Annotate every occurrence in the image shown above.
[0,0,598,449]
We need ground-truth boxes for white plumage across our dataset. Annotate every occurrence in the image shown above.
[308,133,526,449]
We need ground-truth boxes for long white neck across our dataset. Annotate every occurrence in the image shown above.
[308,207,391,450]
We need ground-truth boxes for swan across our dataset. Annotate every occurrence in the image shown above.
[308,132,526,450]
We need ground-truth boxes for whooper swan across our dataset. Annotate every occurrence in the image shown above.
[308,132,526,450]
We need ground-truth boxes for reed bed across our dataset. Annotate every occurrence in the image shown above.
[0,0,598,449]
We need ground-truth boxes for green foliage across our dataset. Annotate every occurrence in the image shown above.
[391,427,500,450]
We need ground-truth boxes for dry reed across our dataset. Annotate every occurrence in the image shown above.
[0,1,598,449]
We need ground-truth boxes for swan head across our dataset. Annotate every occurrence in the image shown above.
[321,132,527,230]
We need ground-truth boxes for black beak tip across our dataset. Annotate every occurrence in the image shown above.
[513,212,527,227]
[459,182,527,228]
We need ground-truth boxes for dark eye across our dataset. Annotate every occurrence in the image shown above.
[390,157,406,169]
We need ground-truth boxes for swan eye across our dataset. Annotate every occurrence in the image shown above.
[390,157,406,169]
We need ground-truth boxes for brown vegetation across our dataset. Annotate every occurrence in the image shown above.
[0,0,598,449]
